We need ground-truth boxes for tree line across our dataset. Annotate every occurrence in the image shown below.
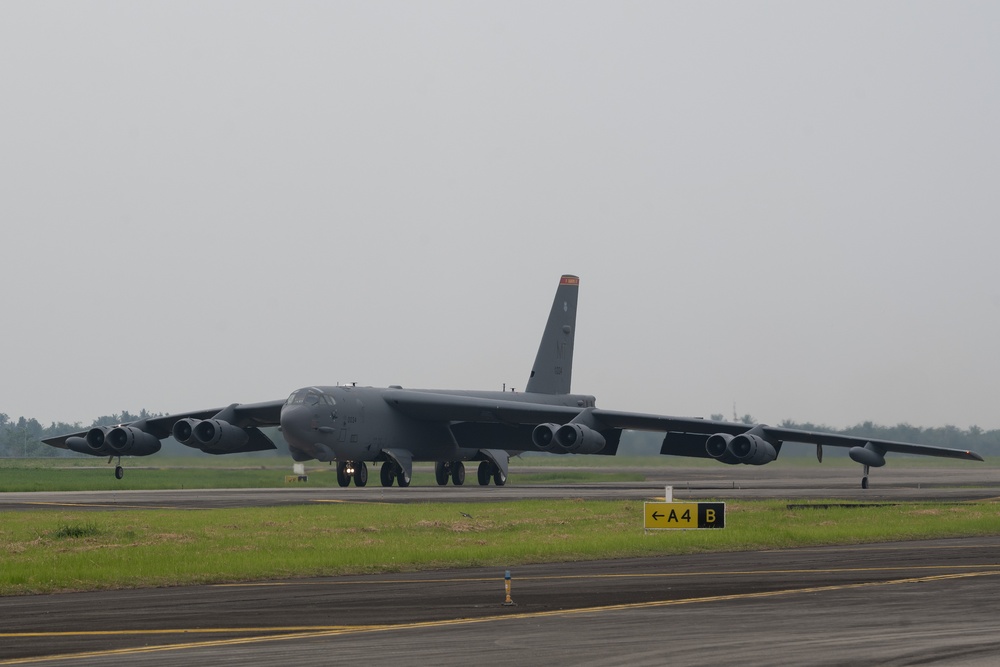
[2,410,998,458]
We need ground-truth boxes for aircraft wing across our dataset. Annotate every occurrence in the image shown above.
[382,390,983,462]
[590,409,984,462]
[43,407,223,449]
[755,425,984,461]
[42,400,285,453]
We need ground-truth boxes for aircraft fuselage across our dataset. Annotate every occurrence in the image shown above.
[279,385,596,464]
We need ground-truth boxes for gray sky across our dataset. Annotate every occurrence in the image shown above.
[2,2,998,429]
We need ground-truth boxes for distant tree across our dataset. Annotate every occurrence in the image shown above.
[1,417,46,457]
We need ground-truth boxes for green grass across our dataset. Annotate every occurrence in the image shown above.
[2,499,997,596]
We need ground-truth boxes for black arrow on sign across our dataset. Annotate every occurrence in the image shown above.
[651,511,664,521]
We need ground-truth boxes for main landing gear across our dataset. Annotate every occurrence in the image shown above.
[434,460,506,486]
[380,460,411,487]
[336,461,368,487]
[478,461,506,486]
[435,461,466,486]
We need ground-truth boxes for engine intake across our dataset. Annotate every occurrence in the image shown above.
[192,419,250,453]
[554,423,606,454]
[83,427,114,454]
[706,432,778,465]
[532,422,606,454]
[106,426,162,456]
[729,434,777,465]
[173,417,276,454]
[705,433,739,464]
[65,428,114,456]
[706,433,733,458]
[531,423,561,452]
[172,418,201,447]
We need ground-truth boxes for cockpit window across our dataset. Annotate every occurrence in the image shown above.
[285,389,336,407]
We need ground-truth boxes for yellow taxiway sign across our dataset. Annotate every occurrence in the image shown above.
[644,502,725,530]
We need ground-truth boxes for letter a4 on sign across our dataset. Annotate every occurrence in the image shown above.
[643,502,726,530]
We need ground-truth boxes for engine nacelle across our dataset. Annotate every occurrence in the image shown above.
[532,422,607,454]
[192,419,249,453]
[706,433,734,459]
[729,434,778,465]
[171,418,201,447]
[849,443,886,467]
[532,423,561,452]
[706,432,777,465]
[83,427,114,454]
[554,423,606,455]
[106,426,162,456]
[66,430,112,456]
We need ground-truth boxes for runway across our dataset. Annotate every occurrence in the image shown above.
[2,536,999,665]
[2,464,999,511]
[2,466,998,665]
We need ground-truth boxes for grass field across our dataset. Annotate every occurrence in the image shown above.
[3,456,996,597]
[2,498,997,596]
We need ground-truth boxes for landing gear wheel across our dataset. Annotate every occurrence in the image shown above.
[397,469,411,487]
[493,468,507,486]
[337,462,352,487]
[435,462,450,486]
[477,461,492,486]
[354,462,368,487]
[861,476,869,490]
[451,461,466,486]
[114,466,124,480]
[380,463,396,487]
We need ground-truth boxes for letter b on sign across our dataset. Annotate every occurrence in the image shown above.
[697,503,725,528]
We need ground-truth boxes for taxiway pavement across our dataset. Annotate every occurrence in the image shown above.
[2,536,999,665]
[2,466,998,665]
[2,464,999,512]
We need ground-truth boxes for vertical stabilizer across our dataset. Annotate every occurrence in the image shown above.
[525,275,579,395]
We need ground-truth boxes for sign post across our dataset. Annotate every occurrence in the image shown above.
[643,502,725,530]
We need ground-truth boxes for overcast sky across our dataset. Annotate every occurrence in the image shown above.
[2,2,998,430]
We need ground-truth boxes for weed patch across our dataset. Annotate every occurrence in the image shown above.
[52,522,102,539]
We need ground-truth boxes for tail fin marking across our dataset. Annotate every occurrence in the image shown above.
[525,274,579,395]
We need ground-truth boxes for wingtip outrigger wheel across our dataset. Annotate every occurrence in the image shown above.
[861,464,869,490]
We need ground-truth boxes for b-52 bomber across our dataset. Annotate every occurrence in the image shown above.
[43,275,983,488]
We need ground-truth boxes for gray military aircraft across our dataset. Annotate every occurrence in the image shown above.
[43,275,983,488]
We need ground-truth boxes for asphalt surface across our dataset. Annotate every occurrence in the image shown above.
[2,464,999,511]
[2,537,999,666]
[1,466,999,665]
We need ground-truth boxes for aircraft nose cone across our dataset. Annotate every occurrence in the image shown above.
[279,404,313,449]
